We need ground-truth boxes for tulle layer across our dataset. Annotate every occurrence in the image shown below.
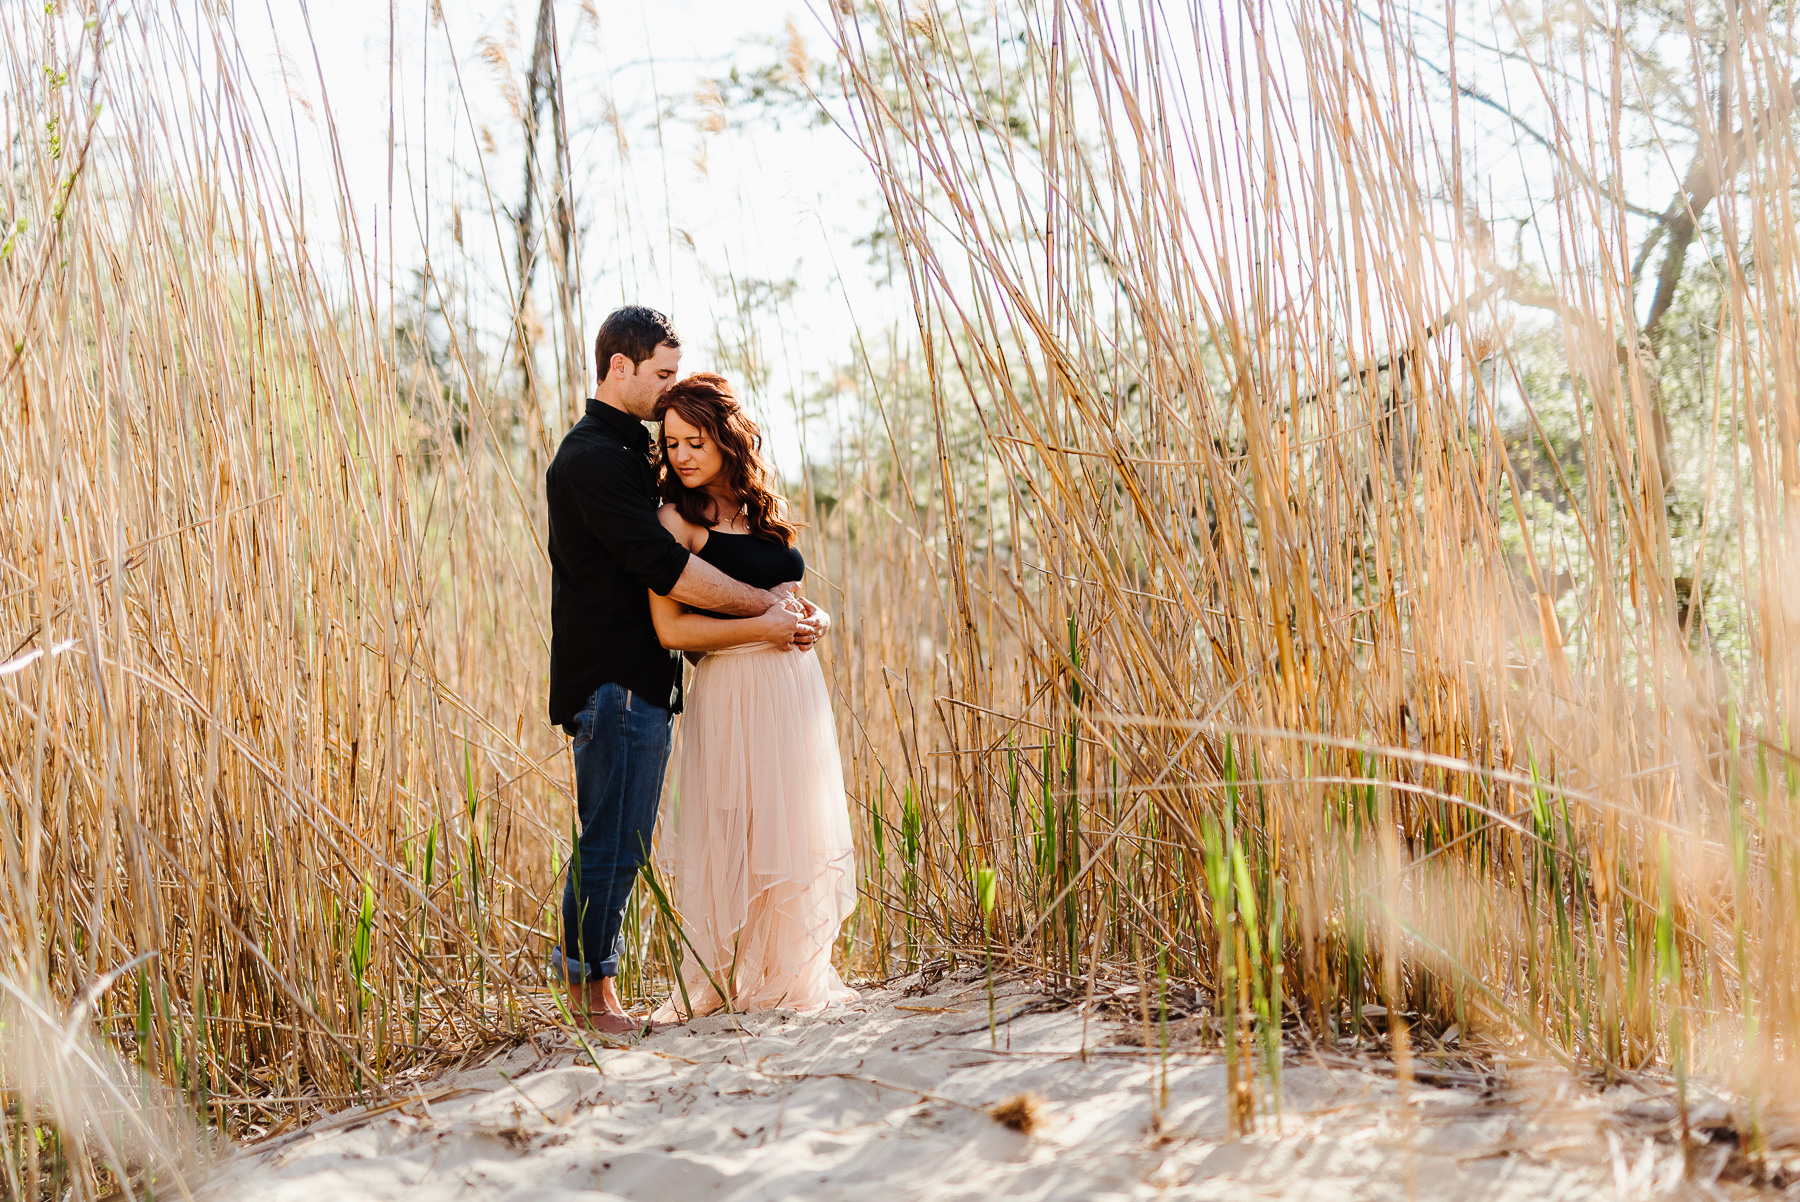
[652,643,857,1019]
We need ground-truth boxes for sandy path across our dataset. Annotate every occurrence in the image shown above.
[200,972,1774,1200]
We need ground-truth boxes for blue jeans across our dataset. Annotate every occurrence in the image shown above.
[557,683,672,982]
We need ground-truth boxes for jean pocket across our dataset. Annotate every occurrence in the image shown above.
[570,694,600,750]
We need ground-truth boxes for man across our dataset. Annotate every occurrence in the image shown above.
[546,305,825,1033]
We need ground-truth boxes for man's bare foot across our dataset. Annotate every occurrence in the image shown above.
[566,977,642,1036]
[574,1009,641,1036]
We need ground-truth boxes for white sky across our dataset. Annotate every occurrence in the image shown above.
[234,0,893,471]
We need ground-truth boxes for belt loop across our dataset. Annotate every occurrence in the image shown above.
[625,689,634,711]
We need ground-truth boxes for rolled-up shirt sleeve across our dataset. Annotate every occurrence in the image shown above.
[567,448,691,595]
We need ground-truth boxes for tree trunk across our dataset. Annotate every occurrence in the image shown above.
[514,0,557,437]
[544,7,583,412]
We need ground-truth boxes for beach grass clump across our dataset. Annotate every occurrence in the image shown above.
[0,4,578,1191]
[802,0,1800,1136]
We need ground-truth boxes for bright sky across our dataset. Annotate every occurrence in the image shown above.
[224,0,1695,475]
[236,0,892,470]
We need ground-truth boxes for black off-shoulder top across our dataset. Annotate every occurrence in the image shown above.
[690,531,804,619]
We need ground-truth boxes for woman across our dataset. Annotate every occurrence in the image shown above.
[646,373,857,1018]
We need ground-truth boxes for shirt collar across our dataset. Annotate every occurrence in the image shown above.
[586,397,651,448]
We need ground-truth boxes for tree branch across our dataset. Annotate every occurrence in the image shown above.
[1640,77,1800,345]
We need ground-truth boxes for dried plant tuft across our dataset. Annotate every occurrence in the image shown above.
[989,1094,1043,1135]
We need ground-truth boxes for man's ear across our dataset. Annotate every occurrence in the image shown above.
[606,352,634,381]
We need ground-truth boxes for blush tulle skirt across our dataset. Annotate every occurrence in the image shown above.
[652,642,858,1019]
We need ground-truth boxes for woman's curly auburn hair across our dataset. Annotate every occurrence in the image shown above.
[653,373,801,547]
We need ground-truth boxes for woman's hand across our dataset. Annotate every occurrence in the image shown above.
[792,598,830,651]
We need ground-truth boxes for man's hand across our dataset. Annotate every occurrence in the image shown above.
[739,584,826,652]
[756,598,820,651]
[792,597,830,652]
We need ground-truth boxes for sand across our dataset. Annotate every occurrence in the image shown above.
[199,970,1783,1200]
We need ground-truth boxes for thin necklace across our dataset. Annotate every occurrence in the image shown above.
[712,497,748,531]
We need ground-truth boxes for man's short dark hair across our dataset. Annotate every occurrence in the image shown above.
[594,306,680,382]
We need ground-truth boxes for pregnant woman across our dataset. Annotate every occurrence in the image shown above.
[645,373,857,1017]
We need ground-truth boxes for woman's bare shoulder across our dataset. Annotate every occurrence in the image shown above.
[658,502,708,551]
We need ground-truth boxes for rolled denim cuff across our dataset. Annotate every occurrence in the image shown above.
[550,946,591,984]
[551,945,617,984]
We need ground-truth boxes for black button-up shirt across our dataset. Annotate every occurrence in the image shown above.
[546,400,691,726]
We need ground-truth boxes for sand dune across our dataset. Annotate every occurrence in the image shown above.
[200,971,1769,1200]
